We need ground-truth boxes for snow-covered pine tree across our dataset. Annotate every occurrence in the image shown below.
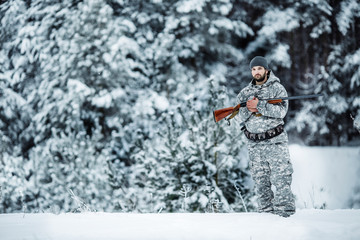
[0,87,33,213]
[131,76,254,213]
[0,0,151,212]
[0,0,40,213]
[106,0,256,213]
[286,0,360,145]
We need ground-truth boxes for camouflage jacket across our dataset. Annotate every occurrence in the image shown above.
[236,71,288,144]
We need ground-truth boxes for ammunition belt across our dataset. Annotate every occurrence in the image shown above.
[242,124,284,142]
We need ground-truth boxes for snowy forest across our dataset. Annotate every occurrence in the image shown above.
[0,0,359,214]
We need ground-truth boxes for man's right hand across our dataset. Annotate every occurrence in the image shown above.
[247,97,259,112]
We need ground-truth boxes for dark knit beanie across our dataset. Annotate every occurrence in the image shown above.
[249,56,269,69]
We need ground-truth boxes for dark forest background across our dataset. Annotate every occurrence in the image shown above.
[0,0,359,213]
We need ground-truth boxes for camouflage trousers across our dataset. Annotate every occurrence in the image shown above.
[248,142,296,217]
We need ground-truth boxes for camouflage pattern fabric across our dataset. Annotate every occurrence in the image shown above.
[236,71,288,144]
[248,143,295,216]
[236,71,296,217]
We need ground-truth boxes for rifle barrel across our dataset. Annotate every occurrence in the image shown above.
[260,93,323,101]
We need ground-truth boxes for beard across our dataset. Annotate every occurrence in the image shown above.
[254,72,266,82]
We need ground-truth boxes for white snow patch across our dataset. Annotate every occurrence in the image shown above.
[290,145,360,209]
[111,36,139,55]
[91,91,112,108]
[259,8,299,36]
[270,44,292,68]
[327,95,347,114]
[67,79,93,97]
[152,93,169,111]
[133,91,169,116]
[176,0,206,13]
[110,88,126,99]
[212,18,234,30]
[120,19,137,33]
[0,210,360,240]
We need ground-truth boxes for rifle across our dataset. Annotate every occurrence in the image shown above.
[213,94,322,125]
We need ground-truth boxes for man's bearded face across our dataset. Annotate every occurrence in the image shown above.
[251,66,267,82]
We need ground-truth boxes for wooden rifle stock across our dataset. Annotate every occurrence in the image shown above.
[213,107,235,123]
[213,93,322,124]
[213,103,245,123]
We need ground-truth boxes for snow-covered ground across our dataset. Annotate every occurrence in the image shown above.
[1,210,360,240]
[0,145,359,240]
[290,145,360,209]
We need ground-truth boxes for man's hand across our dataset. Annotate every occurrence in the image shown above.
[247,97,259,112]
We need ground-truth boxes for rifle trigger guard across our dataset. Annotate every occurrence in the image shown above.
[225,118,231,126]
